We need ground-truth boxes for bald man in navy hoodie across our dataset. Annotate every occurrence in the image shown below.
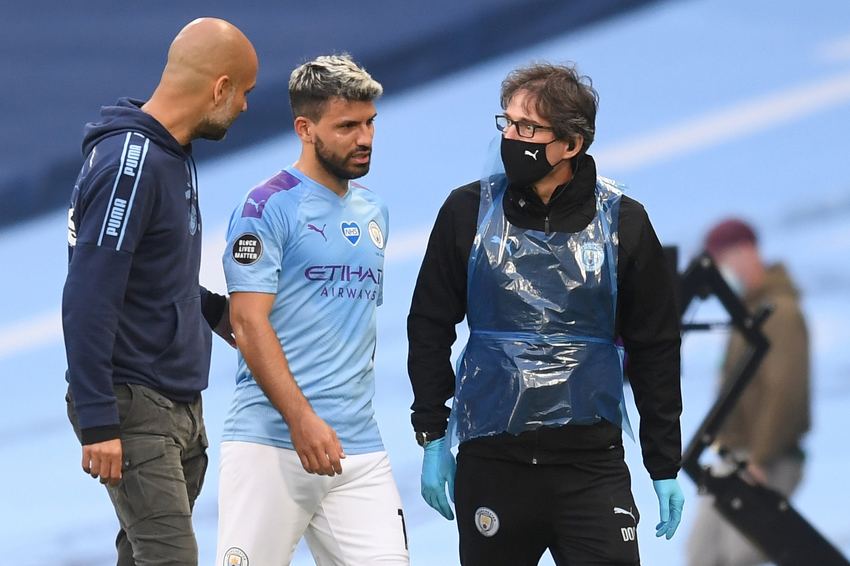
[62,18,257,566]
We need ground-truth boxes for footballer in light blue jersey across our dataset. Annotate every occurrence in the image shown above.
[216,54,408,566]
[222,166,388,454]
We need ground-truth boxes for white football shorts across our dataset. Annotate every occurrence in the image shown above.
[216,440,410,566]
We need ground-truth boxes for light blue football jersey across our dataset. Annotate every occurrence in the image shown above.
[221,166,388,454]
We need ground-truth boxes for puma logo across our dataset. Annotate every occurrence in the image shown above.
[308,223,327,241]
[246,197,266,213]
[524,149,539,160]
[613,507,636,523]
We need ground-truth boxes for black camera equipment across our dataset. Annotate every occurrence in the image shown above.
[675,249,849,566]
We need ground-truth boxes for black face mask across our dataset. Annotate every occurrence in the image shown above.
[500,136,555,187]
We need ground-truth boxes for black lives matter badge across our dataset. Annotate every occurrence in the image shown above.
[232,233,263,266]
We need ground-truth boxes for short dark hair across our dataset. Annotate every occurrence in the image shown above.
[500,61,599,154]
[289,53,383,122]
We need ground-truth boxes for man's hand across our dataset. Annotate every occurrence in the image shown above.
[744,462,769,485]
[230,292,343,475]
[421,438,456,520]
[289,409,345,476]
[82,438,123,487]
[653,478,684,539]
[214,296,237,348]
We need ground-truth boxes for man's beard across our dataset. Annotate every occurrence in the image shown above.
[314,135,371,180]
[194,90,237,142]
[194,117,231,142]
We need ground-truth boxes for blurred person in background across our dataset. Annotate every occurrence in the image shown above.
[407,60,684,566]
[687,218,810,566]
[62,18,257,566]
[215,54,409,566]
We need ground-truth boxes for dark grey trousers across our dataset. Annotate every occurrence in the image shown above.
[67,383,208,566]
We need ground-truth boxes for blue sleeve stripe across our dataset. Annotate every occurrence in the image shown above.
[95,132,150,251]
[97,132,132,247]
[115,138,150,250]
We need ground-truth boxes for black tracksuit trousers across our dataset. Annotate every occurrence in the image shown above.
[455,452,641,566]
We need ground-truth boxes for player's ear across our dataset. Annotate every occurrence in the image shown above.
[294,116,313,143]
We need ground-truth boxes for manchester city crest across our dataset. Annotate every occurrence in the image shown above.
[368,220,384,249]
[223,547,248,566]
[189,203,198,235]
[474,507,500,537]
[581,243,604,272]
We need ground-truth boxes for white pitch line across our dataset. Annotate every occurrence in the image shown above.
[0,310,62,360]
[0,229,433,361]
[594,70,850,172]
[3,71,850,360]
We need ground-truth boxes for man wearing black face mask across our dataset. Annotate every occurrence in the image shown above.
[407,62,684,566]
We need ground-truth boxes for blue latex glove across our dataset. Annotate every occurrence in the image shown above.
[653,478,685,539]
[421,438,456,520]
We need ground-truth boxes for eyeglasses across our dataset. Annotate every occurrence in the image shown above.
[495,115,555,138]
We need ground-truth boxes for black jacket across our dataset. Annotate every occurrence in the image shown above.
[407,153,682,480]
[63,98,225,445]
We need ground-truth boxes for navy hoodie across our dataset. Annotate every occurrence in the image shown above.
[63,98,222,445]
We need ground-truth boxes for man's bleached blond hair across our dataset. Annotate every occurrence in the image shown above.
[289,53,382,121]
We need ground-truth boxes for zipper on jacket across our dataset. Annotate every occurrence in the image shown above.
[544,215,550,235]
[531,428,540,464]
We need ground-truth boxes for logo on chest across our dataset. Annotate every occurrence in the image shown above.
[581,243,605,272]
[341,221,361,245]
[188,203,198,235]
[307,223,327,241]
[368,220,384,249]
